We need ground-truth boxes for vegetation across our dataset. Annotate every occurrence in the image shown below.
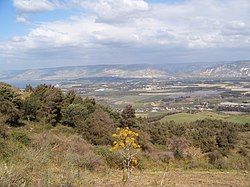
[160,111,250,124]
[0,82,249,186]
[110,127,140,185]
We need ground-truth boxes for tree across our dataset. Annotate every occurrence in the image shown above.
[191,126,217,153]
[0,83,21,125]
[42,88,63,125]
[120,105,136,128]
[0,98,21,125]
[79,108,116,145]
[216,127,237,156]
[121,105,135,120]
[82,97,96,114]
[61,104,89,127]
[25,84,33,92]
[62,90,83,108]
[110,127,140,186]
[0,82,21,105]
[21,96,39,121]
[28,85,63,125]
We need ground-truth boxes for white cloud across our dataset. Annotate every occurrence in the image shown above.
[1,0,250,68]
[13,0,55,13]
[16,15,28,23]
[222,21,250,36]
[92,0,149,21]
[13,0,56,24]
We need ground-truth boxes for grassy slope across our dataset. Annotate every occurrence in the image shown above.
[1,122,249,186]
[160,111,250,124]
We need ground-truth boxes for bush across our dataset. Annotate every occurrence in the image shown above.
[218,154,250,170]
[63,151,103,172]
[95,146,123,169]
[81,152,104,171]
[137,151,167,170]
[167,137,189,159]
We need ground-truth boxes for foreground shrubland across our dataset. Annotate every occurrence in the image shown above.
[0,82,249,186]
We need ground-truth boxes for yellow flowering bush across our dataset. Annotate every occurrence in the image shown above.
[110,127,140,185]
[110,127,140,151]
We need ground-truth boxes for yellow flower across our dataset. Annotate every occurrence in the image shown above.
[111,127,140,151]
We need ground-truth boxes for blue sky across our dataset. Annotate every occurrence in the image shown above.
[0,0,249,70]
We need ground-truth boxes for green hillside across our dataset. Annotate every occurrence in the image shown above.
[160,111,250,124]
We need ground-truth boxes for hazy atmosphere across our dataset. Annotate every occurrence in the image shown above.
[0,0,250,70]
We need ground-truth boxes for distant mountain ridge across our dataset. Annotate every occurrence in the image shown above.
[195,61,250,78]
[0,61,249,81]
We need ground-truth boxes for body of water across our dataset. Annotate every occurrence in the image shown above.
[1,79,56,89]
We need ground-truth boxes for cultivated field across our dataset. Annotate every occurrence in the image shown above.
[160,111,250,124]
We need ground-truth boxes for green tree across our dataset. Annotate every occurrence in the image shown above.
[27,84,63,125]
[62,90,83,108]
[0,83,21,125]
[121,105,136,128]
[61,104,89,127]
[42,88,63,125]
[21,96,39,121]
[78,108,116,145]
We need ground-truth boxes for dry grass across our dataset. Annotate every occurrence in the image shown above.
[83,170,250,187]
[1,124,249,186]
[1,162,249,187]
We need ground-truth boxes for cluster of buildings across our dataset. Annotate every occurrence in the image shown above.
[218,102,250,113]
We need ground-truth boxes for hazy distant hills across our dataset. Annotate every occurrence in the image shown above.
[0,61,249,82]
[195,61,250,78]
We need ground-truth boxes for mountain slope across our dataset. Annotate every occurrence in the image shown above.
[195,61,250,78]
[0,61,249,81]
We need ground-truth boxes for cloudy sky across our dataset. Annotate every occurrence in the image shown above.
[0,0,250,70]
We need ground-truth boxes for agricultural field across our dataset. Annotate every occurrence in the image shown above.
[160,111,250,124]
[99,94,168,109]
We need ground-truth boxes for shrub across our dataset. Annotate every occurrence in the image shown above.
[139,151,172,170]
[220,154,250,170]
[67,135,92,155]
[80,152,104,171]
[63,151,103,172]
[167,137,189,159]
[95,146,123,169]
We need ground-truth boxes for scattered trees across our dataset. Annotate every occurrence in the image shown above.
[0,82,248,172]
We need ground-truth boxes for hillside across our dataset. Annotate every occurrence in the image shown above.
[0,82,249,186]
[195,61,250,78]
[0,61,249,83]
[160,111,250,124]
